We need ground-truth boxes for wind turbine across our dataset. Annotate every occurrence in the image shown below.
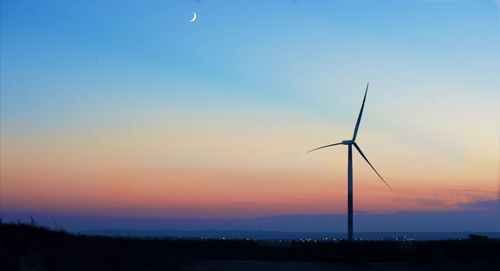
[307,83,391,241]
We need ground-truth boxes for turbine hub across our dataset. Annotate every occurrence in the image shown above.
[342,140,354,145]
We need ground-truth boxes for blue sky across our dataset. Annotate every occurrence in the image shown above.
[2,0,499,121]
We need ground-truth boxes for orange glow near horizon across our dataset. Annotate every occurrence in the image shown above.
[1,113,497,219]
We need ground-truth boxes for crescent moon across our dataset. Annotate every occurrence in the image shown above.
[190,12,197,22]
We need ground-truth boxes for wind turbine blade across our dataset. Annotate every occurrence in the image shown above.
[307,143,343,153]
[352,83,369,141]
[353,142,392,190]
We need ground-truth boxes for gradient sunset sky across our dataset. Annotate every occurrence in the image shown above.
[1,0,499,226]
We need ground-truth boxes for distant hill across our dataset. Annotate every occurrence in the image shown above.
[82,229,500,241]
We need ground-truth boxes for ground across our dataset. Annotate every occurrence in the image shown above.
[2,223,499,271]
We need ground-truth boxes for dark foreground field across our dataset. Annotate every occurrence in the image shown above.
[1,223,499,271]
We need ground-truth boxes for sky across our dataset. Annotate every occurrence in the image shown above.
[1,0,499,231]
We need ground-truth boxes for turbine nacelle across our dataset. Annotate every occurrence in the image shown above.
[342,140,354,145]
